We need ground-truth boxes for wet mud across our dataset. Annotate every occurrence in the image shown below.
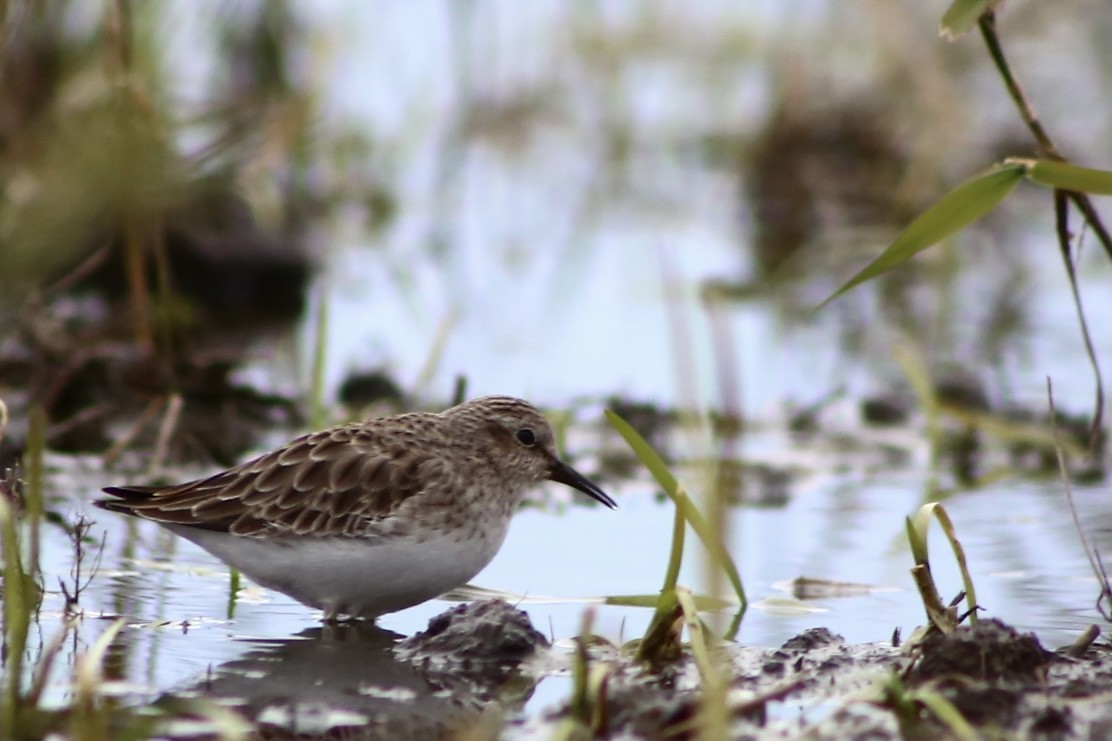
[131,602,1112,740]
[542,616,1112,740]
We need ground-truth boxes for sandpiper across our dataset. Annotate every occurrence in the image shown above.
[96,396,615,621]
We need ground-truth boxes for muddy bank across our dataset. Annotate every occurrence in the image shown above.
[127,600,1112,740]
[538,615,1112,739]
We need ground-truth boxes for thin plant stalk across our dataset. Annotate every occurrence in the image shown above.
[676,588,728,740]
[975,10,1108,435]
[308,284,330,430]
[660,501,686,598]
[1047,378,1112,619]
[1053,192,1104,452]
[70,618,126,741]
[227,569,241,620]
[0,496,30,738]
[146,392,182,480]
[25,616,77,709]
[606,410,747,609]
[412,312,458,401]
[560,607,598,738]
[26,406,46,580]
[637,504,686,663]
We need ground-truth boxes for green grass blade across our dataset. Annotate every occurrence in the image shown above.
[0,496,30,738]
[604,410,678,493]
[605,410,747,609]
[226,569,241,620]
[909,502,979,627]
[906,515,928,565]
[674,588,713,681]
[673,487,746,609]
[660,500,685,595]
[569,608,592,724]
[604,593,734,610]
[1025,159,1112,195]
[915,690,980,740]
[939,0,995,40]
[71,618,127,741]
[815,163,1025,310]
[26,407,45,581]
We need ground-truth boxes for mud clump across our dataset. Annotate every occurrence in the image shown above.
[907,618,1051,686]
[781,626,844,652]
[396,599,549,676]
[899,619,1063,735]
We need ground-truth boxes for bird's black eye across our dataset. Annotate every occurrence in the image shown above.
[515,428,536,446]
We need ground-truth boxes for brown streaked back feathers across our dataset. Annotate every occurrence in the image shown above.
[96,421,439,537]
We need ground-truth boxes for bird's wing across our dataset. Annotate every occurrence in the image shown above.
[96,423,441,537]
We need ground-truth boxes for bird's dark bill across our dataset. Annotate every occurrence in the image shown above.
[548,460,617,509]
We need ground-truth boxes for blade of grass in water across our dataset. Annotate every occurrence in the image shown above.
[660,501,685,596]
[677,588,729,740]
[71,618,127,741]
[605,410,747,609]
[26,406,46,579]
[0,496,30,738]
[227,569,241,620]
[907,502,979,632]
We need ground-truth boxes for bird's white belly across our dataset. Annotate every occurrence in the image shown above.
[169,525,506,618]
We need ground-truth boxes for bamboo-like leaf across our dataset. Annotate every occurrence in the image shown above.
[1025,159,1112,195]
[939,0,997,40]
[816,163,1025,310]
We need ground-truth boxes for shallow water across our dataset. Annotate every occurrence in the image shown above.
[27,426,1108,713]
